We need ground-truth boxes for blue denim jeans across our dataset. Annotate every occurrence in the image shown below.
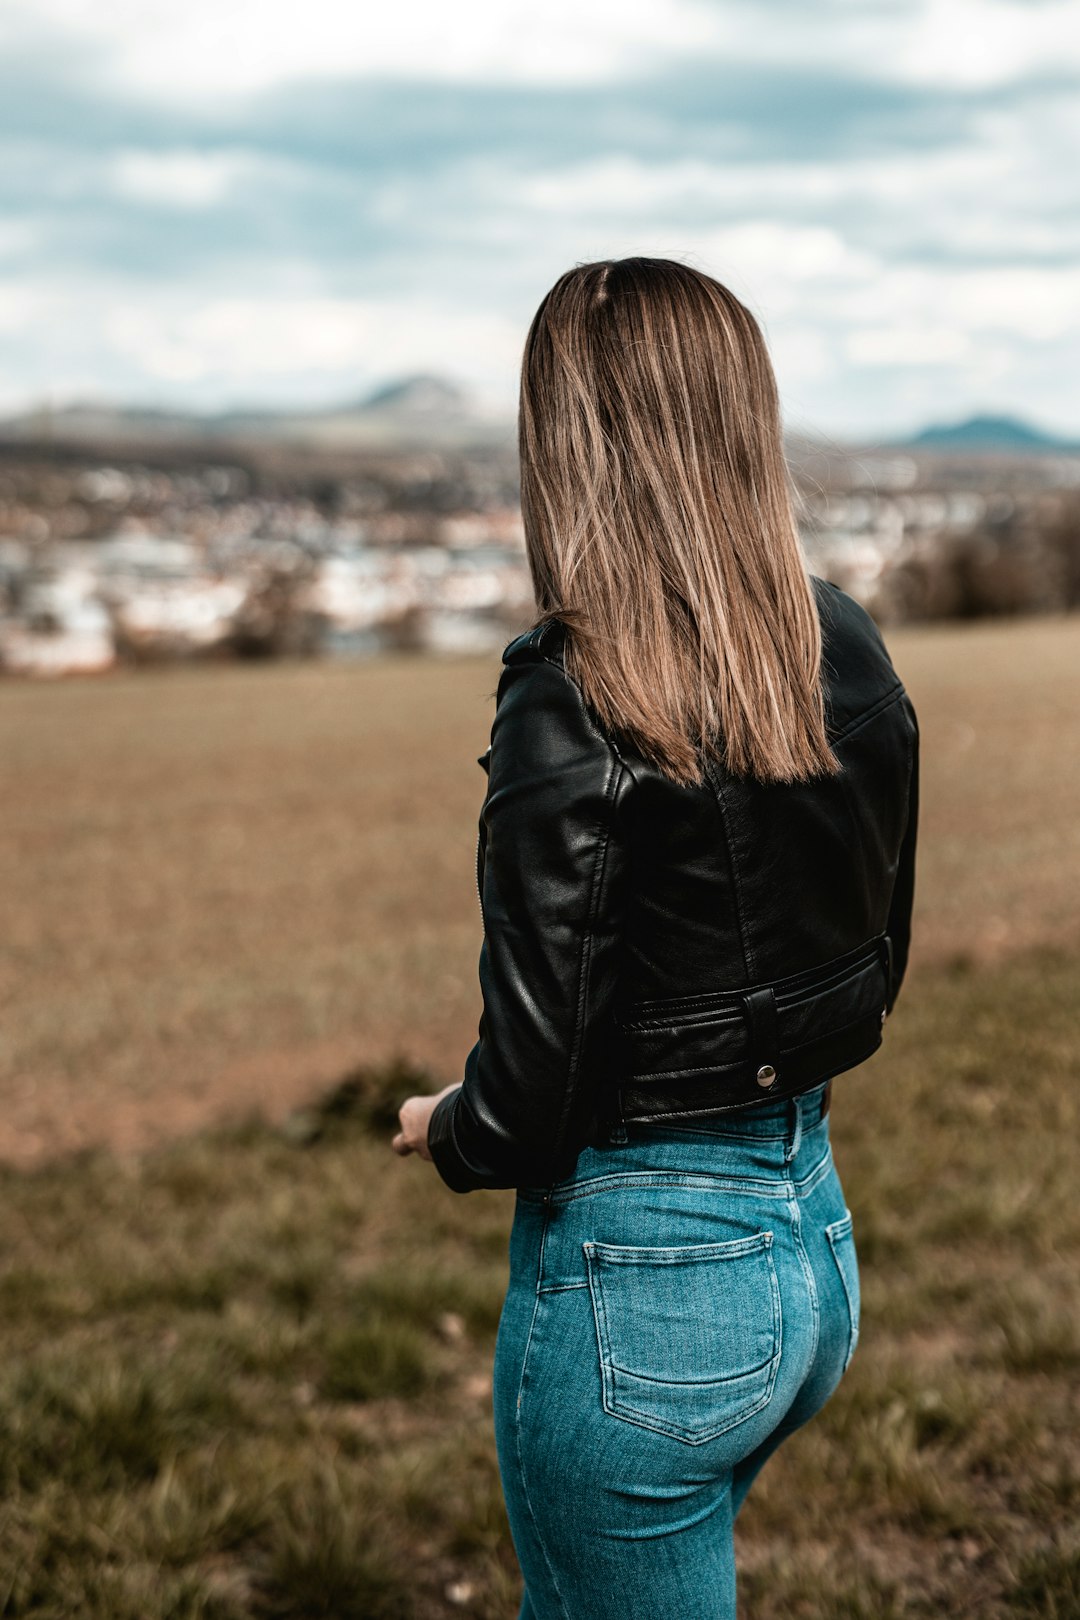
[491,1081,860,1619]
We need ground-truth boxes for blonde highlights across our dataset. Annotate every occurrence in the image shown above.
[518,257,841,788]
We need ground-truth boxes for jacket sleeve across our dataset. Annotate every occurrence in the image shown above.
[884,696,919,1015]
[427,648,633,1193]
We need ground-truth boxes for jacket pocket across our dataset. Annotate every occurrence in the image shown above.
[825,1209,860,1372]
[615,936,890,1099]
[582,1232,781,1445]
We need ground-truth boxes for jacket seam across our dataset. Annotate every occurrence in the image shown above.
[547,753,623,1173]
[620,932,883,1019]
[884,706,918,1013]
[447,1099,478,1193]
[701,764,757,981]
[509,641,632,769]
[895,716,915,847]
[829,681,906,746]
[429,1084,478,1193]
[512,623,905,765]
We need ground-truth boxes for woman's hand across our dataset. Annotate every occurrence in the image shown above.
[391,1082,461,1162]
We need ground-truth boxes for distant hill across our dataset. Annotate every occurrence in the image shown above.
[6,388,1077,461]
[360,374,468,414]
[0,372,516,453]
[902,414,1078,453]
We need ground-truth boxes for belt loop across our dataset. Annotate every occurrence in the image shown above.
[607,1087,628,1145]
[740,986,780,1090]
[785,1094,803,1163]
[880,932,894,1006]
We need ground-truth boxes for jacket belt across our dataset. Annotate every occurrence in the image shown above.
[606,933,892,1128]
[740,986,779,1077]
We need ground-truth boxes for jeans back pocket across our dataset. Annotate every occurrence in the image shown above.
[825,1209,860,1371]
[582,1232,782,1445]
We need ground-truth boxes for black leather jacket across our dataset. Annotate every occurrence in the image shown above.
[428,575,919,1194]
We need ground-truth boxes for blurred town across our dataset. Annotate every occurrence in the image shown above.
[1,374,1078,676]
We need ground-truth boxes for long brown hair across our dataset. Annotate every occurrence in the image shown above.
[518,256,841,788]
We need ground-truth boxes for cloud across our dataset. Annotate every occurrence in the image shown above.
[109,148,268,209]
[0,0,1077,434]
[10,0,1080,97]
[3,0,723,95]
[846,325,973,367]
[104,295,523,391]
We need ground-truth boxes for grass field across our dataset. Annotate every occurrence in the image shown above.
[1,613,1079,1616]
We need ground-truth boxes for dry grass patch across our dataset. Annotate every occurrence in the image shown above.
[0,613,1078,1165]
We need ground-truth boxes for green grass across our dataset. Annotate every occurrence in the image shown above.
[0,944,1076,1617]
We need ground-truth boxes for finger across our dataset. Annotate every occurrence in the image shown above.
[391,1133,413,1156]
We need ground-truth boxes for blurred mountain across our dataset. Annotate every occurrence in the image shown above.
[4,389,1076,460]
[0,372,516,452]
[360,375,466,413]
[900,414,1078,453]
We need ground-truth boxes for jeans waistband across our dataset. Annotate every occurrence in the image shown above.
[546,1079,834,1196]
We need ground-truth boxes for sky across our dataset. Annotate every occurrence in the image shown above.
[2,0,1079,440]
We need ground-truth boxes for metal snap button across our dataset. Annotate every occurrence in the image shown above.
[756,1064,777,1088]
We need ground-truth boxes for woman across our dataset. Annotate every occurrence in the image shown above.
[391,257,919,1618]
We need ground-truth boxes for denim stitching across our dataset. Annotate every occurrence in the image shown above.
[542,1142,833,1208]
[583,1243,617,1430]
[789,1194,820,1370]
[583,1237,783,1446]
[785,1095,803,1164]
[605,1354,777,1388]
[795,1145,835,1199]
[601,1367,780,1447]
[826,1212,860,1370]
[583,1231,774,1264]
[547,1172,798,1206]
[513,1205,571,1618]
